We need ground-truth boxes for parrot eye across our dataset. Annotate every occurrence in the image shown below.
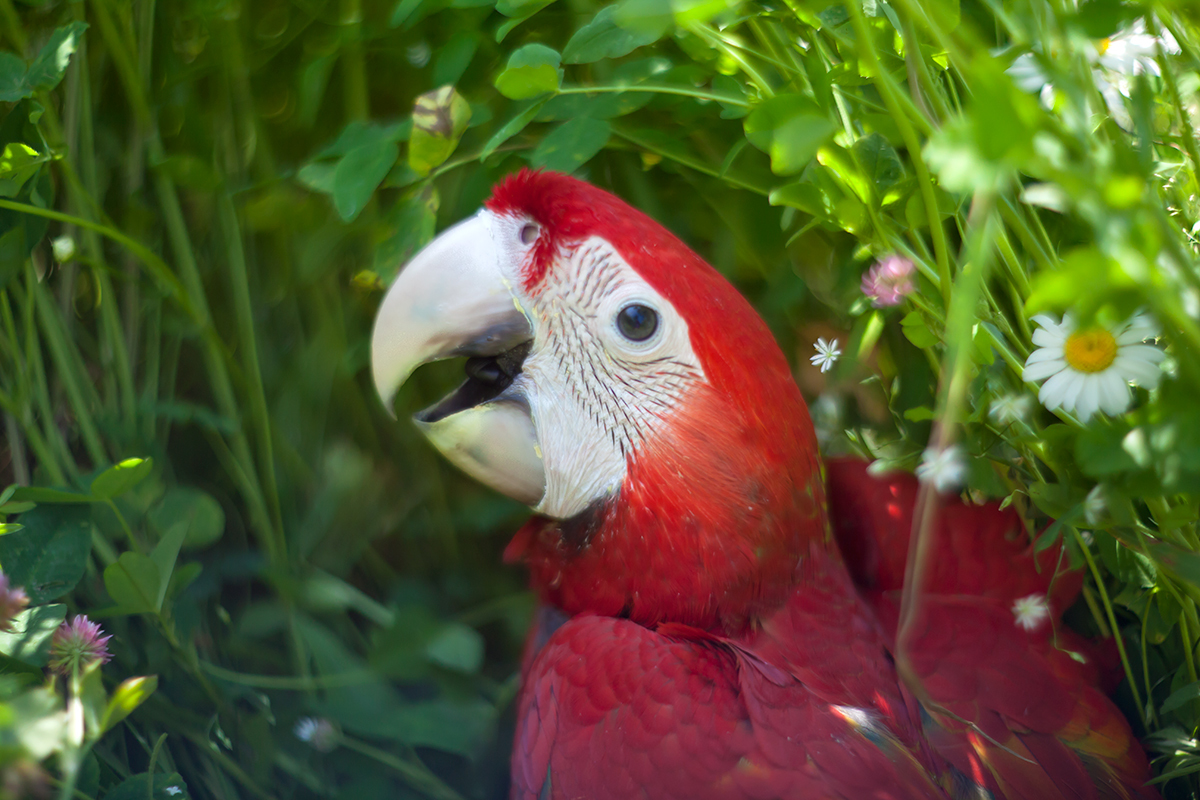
[616,304,659,342]
[520,223,540,245]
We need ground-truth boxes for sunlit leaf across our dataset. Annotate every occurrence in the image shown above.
[90,457,153,500]
[495,44,562,99]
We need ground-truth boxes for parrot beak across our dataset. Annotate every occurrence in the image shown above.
[370,211,546,506]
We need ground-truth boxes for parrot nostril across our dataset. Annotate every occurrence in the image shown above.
[465,357,505,384]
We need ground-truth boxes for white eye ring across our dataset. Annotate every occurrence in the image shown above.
[520,223,540,245]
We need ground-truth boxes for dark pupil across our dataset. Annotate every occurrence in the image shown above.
[617,304,658,341]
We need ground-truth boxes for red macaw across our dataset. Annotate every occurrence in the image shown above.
[371,169,1157,799]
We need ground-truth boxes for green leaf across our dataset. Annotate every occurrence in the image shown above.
[104,773,189,800]
[0,226,25,291]
[900,311,938,348]
[90,457,153,500]
[769,181,835,221]
[148,487,225,551]
[101,675,158,733]
[613,0,673,39]
[11,686,65,759]
[1162,681,1200,715]
[0,603,66,666]
[530,118,611,173]
[1147,542,1200,591]
[408,85,472,176]
[318,120,409,159]
[0,53,27,103]
[1075,424,1139,478]
[0,505,93,604]
[424,622,484,673]
[296,161,336,195]
[104,552,162,615]
[332,140,398,222]
[25,22,88,93]
[903,406,936,421]
[744,95,836,176]
[563,5,660,64]
[375,186,439,283]
[495,44,562,100]
[852,132,904,201]
[482,99,550,159]
[149,521,189,610]
[0,142,48,198]
[10,486,96,503]
[432,31,479,87]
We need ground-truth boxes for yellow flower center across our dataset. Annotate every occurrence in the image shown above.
[1064,328,1118,373]
[1097,37,1112,55]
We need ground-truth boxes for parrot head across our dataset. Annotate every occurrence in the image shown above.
[372,170,829,632]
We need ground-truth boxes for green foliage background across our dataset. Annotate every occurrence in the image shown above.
[6,0,1200,797]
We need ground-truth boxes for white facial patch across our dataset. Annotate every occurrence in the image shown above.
[512,236,706,519]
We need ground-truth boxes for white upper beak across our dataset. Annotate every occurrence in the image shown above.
[370,210,547,506]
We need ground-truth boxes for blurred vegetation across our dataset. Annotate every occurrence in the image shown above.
[5,0,1200,797]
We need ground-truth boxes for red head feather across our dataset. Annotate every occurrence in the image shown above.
[490,170,829,634]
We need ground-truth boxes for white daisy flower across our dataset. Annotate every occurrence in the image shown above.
[989,394,1033,425]
[1006,17,1179,127]
[915,445,967,493]
[1096,18,1178,78]
[1022,312,1165,421]
[810,337,841,373]
[1012,593,1050,631]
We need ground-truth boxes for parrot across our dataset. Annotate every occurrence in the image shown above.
[370,168,1159,799]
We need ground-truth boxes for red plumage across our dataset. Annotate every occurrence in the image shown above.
[487,170,1157,799]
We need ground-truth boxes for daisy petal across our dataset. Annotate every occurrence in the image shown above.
[1098,369,1132,415]
[1112,353,1163,388]
[1025,348,1065,365]
[1116,316,1159,344]
[1039,369,1075,409]
[1075,375,1101,422]
[1118,344,1166,364]
[1024,359,1068,382]
[1060,371,1087,413]
[1032,327,1067,347]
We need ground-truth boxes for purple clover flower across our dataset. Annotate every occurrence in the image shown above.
[48,615,112,675]
[861,256,916,307]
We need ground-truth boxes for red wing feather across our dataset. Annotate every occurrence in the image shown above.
[824,458,1157,799]
[514,613,947,800]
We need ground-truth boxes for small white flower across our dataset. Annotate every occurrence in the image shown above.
[810,337,841,373]
[915,445,967,493]
[1022,312,1165,422]
[989,394,1033,425]
[164,788,183,797]
[1084,485,1108,525]
[51,235,76,263]
[294,716,339,752]
[1012,593,1051,631]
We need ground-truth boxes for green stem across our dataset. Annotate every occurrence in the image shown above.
[216,191,286,561]
[1071,526,1148,727]
[32,269,109,467]
[557,83,752,108]
[339,736,466,800]
[847,2,952,308]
